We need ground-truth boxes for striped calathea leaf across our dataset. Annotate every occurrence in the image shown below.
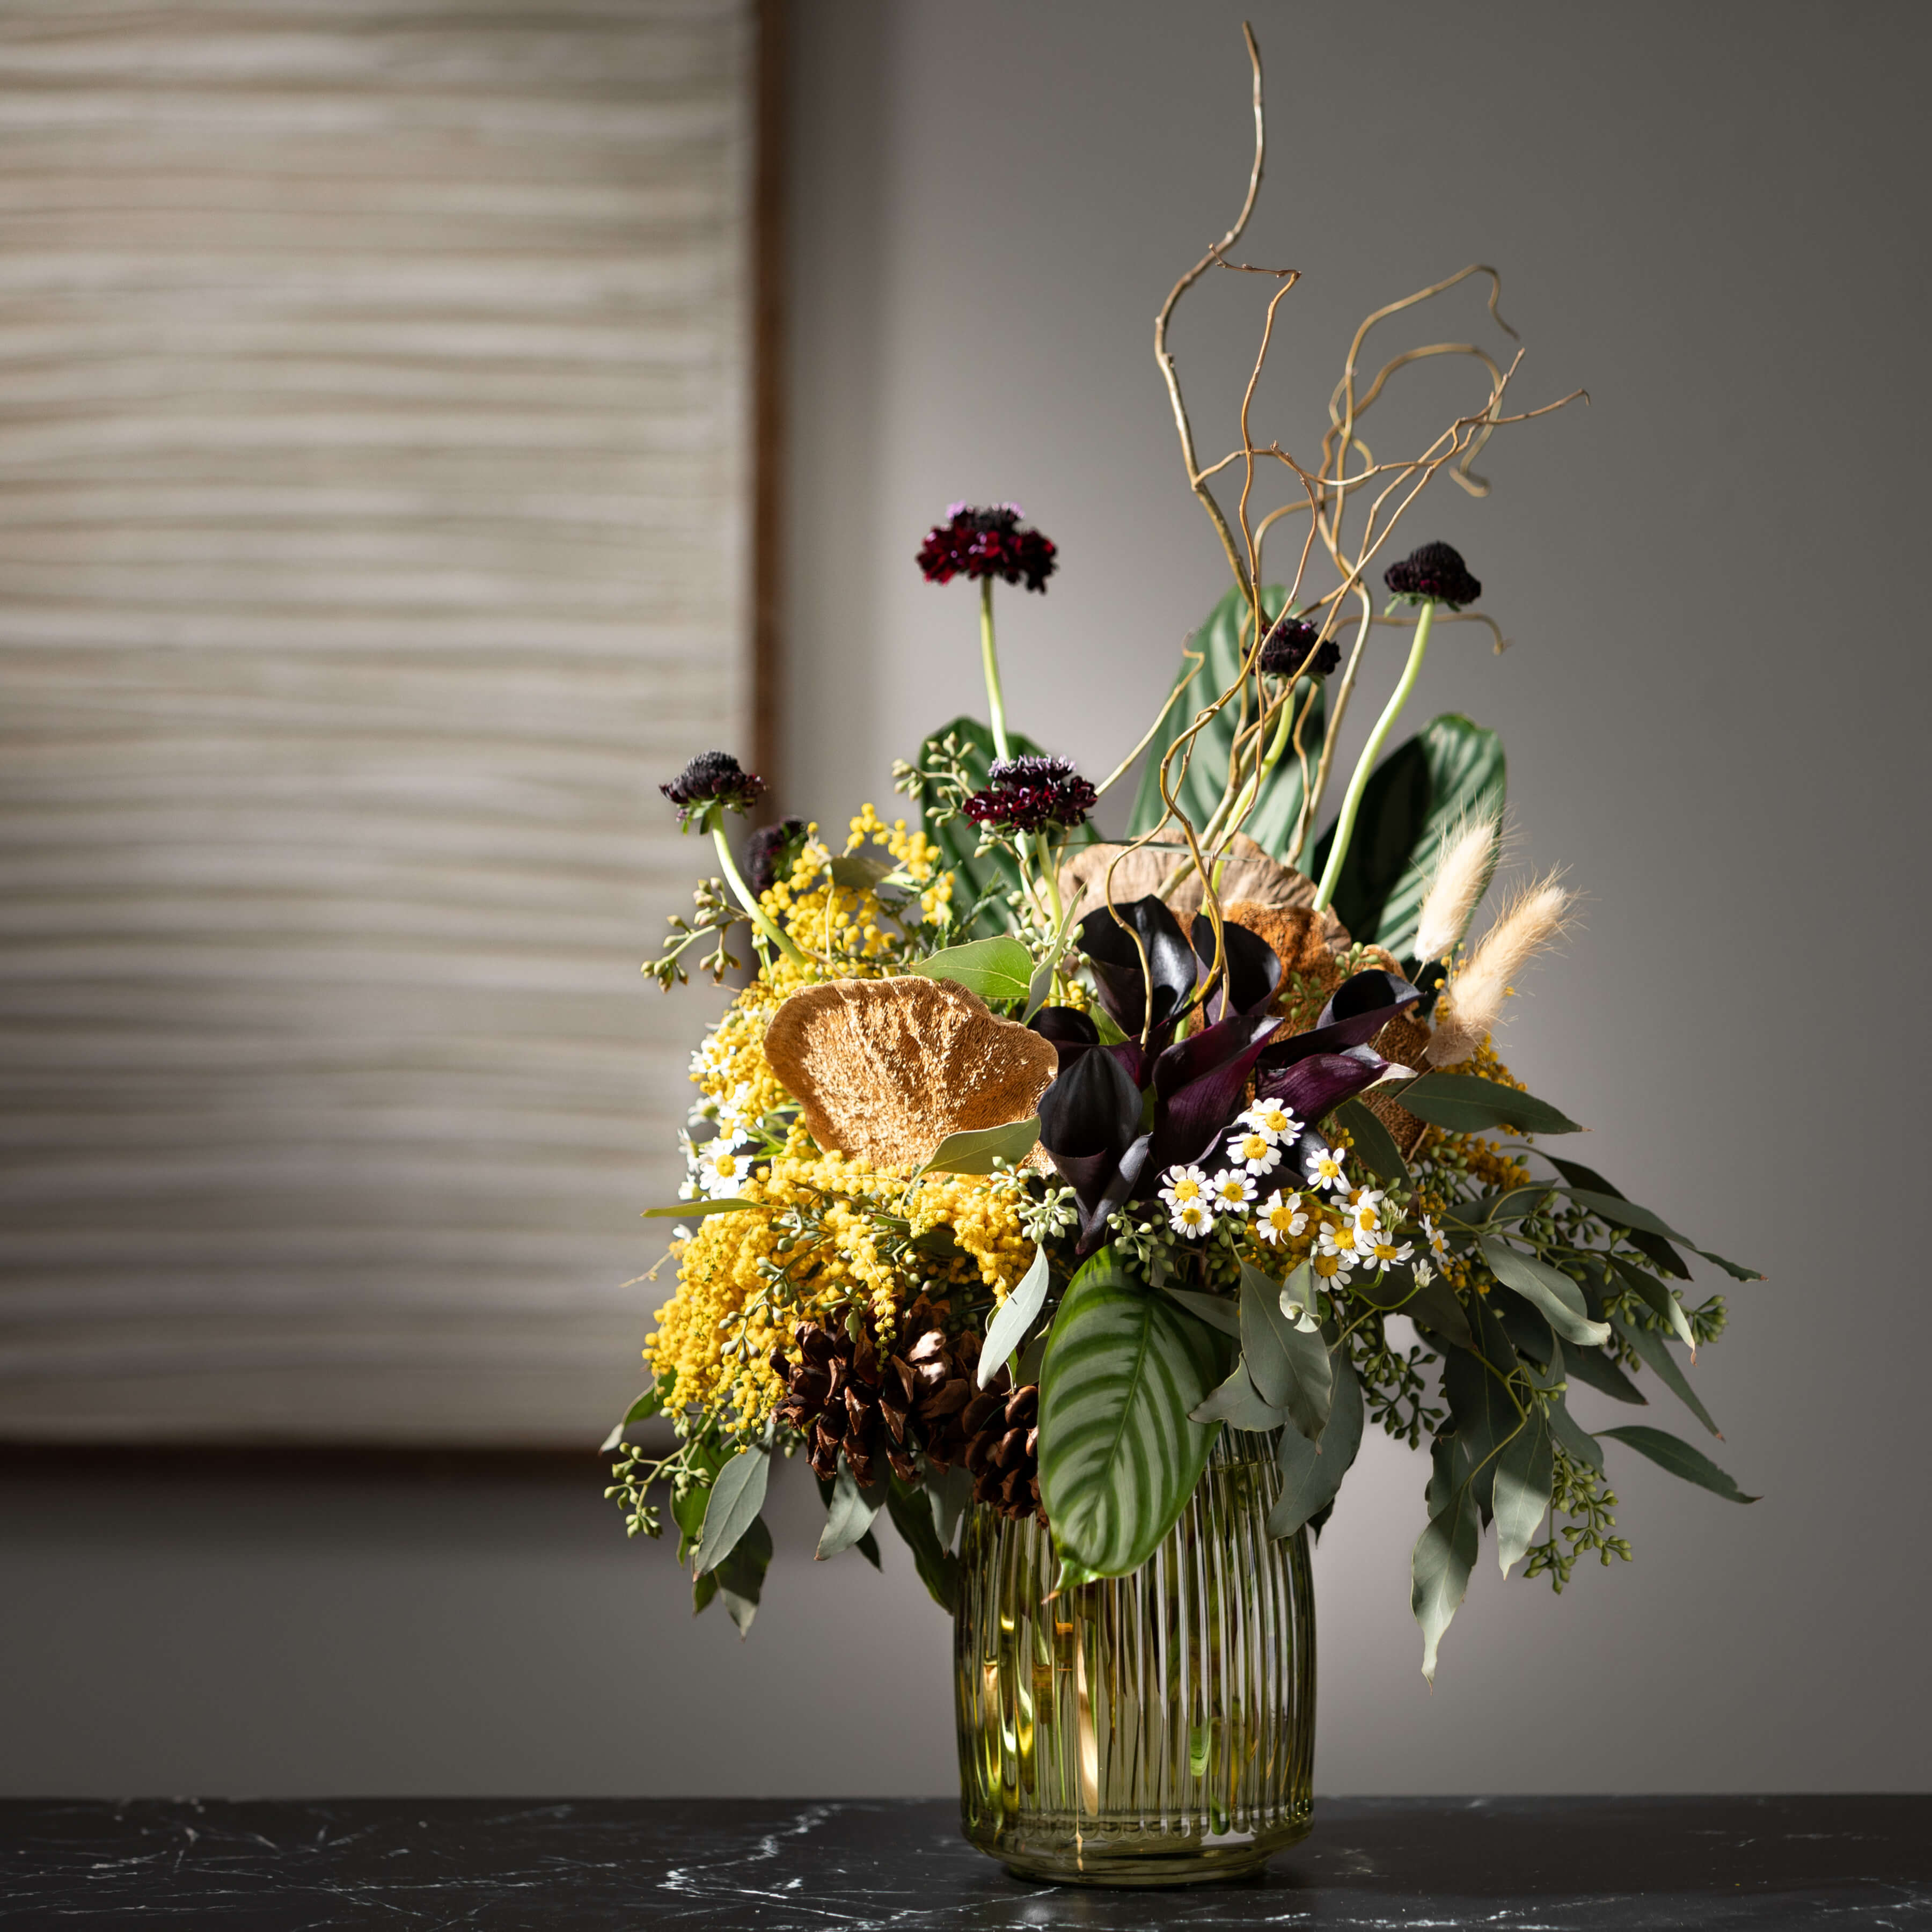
[1036,1247,1232,1584]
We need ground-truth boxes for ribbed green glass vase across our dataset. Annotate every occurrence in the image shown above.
[953,1428,1315,1885]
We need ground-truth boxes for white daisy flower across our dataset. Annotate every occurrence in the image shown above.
[1169,1198,1214,1239]
[1240,1099,1302,1144]
[1422,1214,1451,1263]
[698,1135,754,1198]
[1159,1163,1212,1211]
[1318,1218,1366,1265]
[1310,1247,1353,1291]
[1364,1231,1414,1269]
[1347,1185,1388,1235]
[1256,1190,1308,1245]
[1414,1259,1437,1287]
[1210,1169,1257,1215]
[1303,1142,1349,1193]
[1225,1124,1283,1177]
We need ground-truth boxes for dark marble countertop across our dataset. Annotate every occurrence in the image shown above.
[2,1795,1926,1930]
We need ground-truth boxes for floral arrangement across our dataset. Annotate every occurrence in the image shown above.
[606,38,1758,1681]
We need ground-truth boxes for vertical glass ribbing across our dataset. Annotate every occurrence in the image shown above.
[954,1429,1315,1885]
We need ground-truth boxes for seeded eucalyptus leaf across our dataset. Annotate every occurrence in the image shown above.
[1125,583,1322,859]
[1399,1072,1583,1136]
[910,935,1033,1005]
[715,1514,772,1636]
[1038,1248,1231,1578]
[927,1461,976,1553]
[1441,1343,1520,1519]
[1309,713,1506,956]
[1191,1359,1287,1431]
[1613,1311,1721,1438]
[979,1243,1051,1386]
[884,1477,961,1611]
[1161,1283,1242,1337]
[1239,1259,1332,1441]
[817,1456,888,1561]
[829,852,896,892]
[1605,1252,1699,1353]
[1494,1409,1554,1578]
[1548,1393,1605,1473]
[1412,1485,1480,1685]
[1479,1237,1610,1348]
[693,1447,770,1576]
[1270,1347,1365,1539]
[643,1199,755,1219]
[692,1570,718,1617]
[1599,1425,1757,1502]
[919,1115,1040,1177]
[1555,1330,1646,1406]
[1334,1097,1410,1184]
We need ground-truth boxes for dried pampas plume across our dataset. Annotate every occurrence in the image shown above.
[1426,873,1575,1066]
[1412,813,1503,966]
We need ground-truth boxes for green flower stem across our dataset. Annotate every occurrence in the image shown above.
[711,820,806,967]
[979,577,1012,763]
[1313,598,1435,913]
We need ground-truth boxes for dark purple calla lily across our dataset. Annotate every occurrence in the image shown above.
[1188,913,1283,1024]
[1035,1044,1152,1252]
[1078,897,1198,1044]
[1144,1009,1286,1178]
[1253,967,1421,1092]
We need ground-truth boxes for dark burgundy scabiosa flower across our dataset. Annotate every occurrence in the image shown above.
[1258,614,1341,678]
[963,755,1097,834]
[1384,541,1482,610]
[660,750,767,827]
[745,817,808,895]
[916,503,1057,593]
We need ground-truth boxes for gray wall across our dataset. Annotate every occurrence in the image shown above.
[4,0,1928,1797]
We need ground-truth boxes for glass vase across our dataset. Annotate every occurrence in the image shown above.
[953,1428,1315,1886]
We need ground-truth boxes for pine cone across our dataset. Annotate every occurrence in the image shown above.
[769,1296,980,1488]
[962,1376,1045,1523]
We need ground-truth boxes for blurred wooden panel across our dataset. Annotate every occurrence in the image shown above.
[0,1,755,1441]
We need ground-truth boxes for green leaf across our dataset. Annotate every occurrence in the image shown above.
[829,852,896,892]
[715,1514,772,1635]
[1126,583,1323,859]
[693,1446,770,1576]
[1411,1486,1480,1684]
[671,1476,709,1563]
[1270,1346,1364,1539]
[1310,713,1505,956]
[817,1457,887,1561]
[1441,1342,1520,1518]
[1160,1283,1242,1338]
[1605,1251,1699,1355]
[599,1384,663,1452]
[1399,1072,1583,1137]
[1479,1237,1610,1348]
[1558,1338,1646,1405]
[979,1243,1051,1386]
[1612,1312,1721,1438]
[1494,1409,1553,1578]
[1548,1393,1605,1472]
[927,1461,975,1554]
[643,1199,756,1220]
[884,1478,961,1611]
[1599,1425,1757,1502]
[918,1115,1040,1177]
[1239,1259,1332,1442]
[1334,1097,1410,1185]
[1557,1187,1693,1245]
[692,1569,718,1617]
[1190,1359,1287,1431]
[1037,1248,1231,1578]
[910,935,1033,1005]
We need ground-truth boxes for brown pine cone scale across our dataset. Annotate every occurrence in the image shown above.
[962,1377,1045,1523]
[770,1296,981,1490]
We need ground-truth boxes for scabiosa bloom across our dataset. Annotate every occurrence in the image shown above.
[1226,1123,1283,1177]
[963,755,1098,834]
[1256,1189,1308,1245]
[1258,614,1341,678]
[916,502,1058,592]
[661,750,768,827]
[1384,540,1482,610]
[744,817,808,894]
